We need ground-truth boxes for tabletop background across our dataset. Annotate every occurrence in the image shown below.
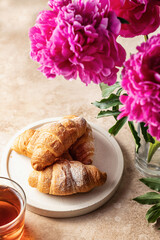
[0,1,160,239]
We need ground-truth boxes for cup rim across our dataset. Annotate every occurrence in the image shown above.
[0,176,26,229]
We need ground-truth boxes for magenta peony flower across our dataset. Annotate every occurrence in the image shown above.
[118,34,160,140]
[29,0,126,85]
[48,0,71,10]
[110,0,160,38]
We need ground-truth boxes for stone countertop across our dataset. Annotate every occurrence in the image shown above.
[0,0,160,239]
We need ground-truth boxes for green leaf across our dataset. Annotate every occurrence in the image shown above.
[108,117,127,135]
[146,203,160,223]
[112,106,119,120]
[133,192,160,205]
[134,178,160,225]
[112,105,121,120]
[113,105,119,112]
[100,82,121,98]
[128,122,140,152]
[140,123,155,144]
[140,178,160,192]
[128,121,141,153]
[117,17,130,24]
[92,94,121,109]
[97,110,120,118]
[147,139,160,163]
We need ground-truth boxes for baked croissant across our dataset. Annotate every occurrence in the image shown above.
[28,159,107,195]
[11,132,72,161]
[63,115,94,164]
[55,151,73,162]
[69,124,94,165]
[11,117,87,171]
[11,129,36,158]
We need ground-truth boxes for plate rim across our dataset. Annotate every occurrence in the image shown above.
[1,117,124,218]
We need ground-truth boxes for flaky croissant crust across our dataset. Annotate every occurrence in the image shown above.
[11,116,87,170]
[28,159,107,196]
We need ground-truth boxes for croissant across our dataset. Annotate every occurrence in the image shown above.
[28,159,107,195]
[11,117,87,171]
[11,131,72,161]
[63,115,94,164]
[11,129,36,158]
[69,123,94,165]
[55,151,73,161]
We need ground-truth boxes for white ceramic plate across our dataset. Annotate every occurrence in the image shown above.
[1,118,124,218]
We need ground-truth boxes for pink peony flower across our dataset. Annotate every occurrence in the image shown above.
[110,0,160,38]
[118,34,160,140]
[48,0,71,10]
[29,0,126,85]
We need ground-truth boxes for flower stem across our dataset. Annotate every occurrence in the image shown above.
[147,139,160,163]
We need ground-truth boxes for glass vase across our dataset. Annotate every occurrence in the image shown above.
[135,124,160,177]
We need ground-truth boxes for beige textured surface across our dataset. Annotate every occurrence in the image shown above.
[0,0,160,239]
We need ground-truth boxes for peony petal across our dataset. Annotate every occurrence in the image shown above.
[29,0,125,87]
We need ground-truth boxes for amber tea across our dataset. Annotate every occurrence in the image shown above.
[0,178,26,240]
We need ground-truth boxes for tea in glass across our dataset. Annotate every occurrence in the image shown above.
[0,177,26,240]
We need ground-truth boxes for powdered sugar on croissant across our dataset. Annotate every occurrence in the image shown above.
[63,115,94,164]
[28,159,107,195]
